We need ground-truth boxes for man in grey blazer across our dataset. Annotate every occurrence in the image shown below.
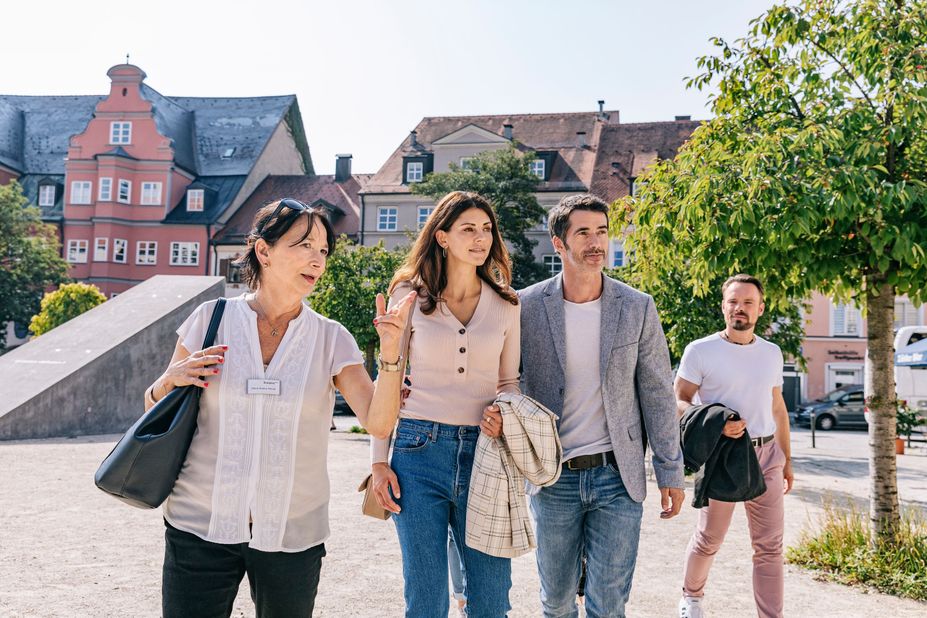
[520,194,685,617]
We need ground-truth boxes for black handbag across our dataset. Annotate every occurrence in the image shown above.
[94,298,226,509]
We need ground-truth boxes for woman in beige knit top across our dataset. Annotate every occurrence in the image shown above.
[370,191,520,617]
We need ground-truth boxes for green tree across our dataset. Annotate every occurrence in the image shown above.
[412,146,548,288]
[0,181,69,347]
[608,266,807,367]
[308,238,408,375]
[29,282,106,336]
[625,0,927,543]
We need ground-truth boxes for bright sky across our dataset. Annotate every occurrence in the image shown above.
[3,0,777,175]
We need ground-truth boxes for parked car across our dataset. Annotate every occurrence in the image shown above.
[334,390,353,415]
[793,384,865,430]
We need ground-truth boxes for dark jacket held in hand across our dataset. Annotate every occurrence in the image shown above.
[679,403,767,508]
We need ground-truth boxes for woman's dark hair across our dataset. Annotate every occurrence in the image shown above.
[235,199,336,290]
[389,191,518,314]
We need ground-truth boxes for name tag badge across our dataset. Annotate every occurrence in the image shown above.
[247,379,281,396]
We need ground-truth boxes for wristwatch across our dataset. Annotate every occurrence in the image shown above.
[377,355,403,372]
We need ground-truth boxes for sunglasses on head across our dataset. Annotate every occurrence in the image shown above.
[257,198,311,235]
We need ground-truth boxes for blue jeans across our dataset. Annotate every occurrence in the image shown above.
[530,463,643,618]
[391,419,511,617]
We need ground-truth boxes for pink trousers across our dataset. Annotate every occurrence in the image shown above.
[682,440,786,618]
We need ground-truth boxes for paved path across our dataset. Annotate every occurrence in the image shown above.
[0,421,924,617]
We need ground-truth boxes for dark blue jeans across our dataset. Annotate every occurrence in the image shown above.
[162,521,325,618]
[391,419,512,617]
[530,464,643,618]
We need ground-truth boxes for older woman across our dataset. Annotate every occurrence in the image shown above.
[145,198,412,618]
[371,191,520,618]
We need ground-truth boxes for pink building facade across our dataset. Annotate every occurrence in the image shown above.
[1,64,313,299]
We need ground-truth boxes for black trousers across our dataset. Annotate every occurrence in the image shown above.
[162,521,326,618]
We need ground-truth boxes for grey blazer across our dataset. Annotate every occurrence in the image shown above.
[518,274,684,502]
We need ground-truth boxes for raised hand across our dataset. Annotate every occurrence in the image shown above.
[373,291,416,362]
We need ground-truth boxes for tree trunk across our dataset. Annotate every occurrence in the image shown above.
[865,273,900,544]
[365,341,377,378]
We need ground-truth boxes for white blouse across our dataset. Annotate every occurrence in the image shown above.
[163,295,363,552]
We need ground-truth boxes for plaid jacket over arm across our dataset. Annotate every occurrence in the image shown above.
[465,392,562,558]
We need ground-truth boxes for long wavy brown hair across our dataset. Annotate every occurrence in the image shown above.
[390,191,518,314]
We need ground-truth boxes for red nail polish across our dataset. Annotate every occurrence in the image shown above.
[219,358,225,363]
[204,382,210,388]
[222,346,229,350]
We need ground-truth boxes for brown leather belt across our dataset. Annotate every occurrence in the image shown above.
[750,434,775,448]
[564,451,617,471]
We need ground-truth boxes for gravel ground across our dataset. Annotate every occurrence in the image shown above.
[0,422,925,617]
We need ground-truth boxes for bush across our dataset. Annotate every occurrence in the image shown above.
[348,425,369,435]
[29,282,107,336]
[787,501,927,601]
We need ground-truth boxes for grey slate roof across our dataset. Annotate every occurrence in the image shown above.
[0,95,103,174]
[17,174,65,219]
[162,175,248,224]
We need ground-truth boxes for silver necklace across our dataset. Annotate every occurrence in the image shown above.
[253,296,297,337]
[721,331,755,345]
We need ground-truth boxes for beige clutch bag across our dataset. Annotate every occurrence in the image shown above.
[358,473,390,520]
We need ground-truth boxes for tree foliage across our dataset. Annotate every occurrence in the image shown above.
[29,282,106,336]
[308,238,408,375]
[0,181,69,347]
[609,266,807,368]
[623,0,927,542]
[412,146,548,288]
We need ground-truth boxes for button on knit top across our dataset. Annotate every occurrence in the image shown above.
[372,279,521,462]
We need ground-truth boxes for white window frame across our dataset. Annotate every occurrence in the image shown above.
[831,301,861,337]
[459,157,475,170]
[136,241,158,265]
[113,239,127,264]
[66,239,88,263]
[140,182,162,206]
[117,179,132,204]
[98,177,113,201]
[895,298,922,329]
[417,206,434,229]
[170,241,200,266]
[109,121,132,145]
[93,237,108,262]
[186,189,204,212]
[38,185,56,207]
[377,207,398,231]
[407,162,424,183]
[543,254,562,276]
[70,181,92,205]
[529,159,545,179]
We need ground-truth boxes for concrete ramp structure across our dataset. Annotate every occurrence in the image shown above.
[0,275,225,440]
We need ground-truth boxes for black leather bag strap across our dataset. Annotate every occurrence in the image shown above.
[201,298,227,349]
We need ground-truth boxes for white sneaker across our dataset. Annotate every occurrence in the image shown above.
[678,595,705,618]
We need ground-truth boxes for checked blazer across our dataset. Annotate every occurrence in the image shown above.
[465,392,562,558]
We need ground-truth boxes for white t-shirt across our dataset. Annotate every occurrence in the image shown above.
[676,333,783,437]
[559,297,612,460]
[163,295,363,553]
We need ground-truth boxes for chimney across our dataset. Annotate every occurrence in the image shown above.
[503,124,513,140]
[598,100,605,113]
[335,154,352,182]
[576,131,587,148]
[409,130,418,148]
[675,115,691,121]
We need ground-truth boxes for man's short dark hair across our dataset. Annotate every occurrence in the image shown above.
[548,194,609,243]
[721,274,764,300]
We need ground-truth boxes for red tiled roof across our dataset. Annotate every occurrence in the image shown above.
[589,120,701,202]
[363,111,621,194]
[214,173,372,244]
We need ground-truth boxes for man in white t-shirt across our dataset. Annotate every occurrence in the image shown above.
[674,274,793,618]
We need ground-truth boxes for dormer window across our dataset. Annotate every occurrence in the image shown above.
[407,161,424,183]
[38,185,56,207]
[529,159,545,179]
[110,122,132,145]
[187,189,205,212]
